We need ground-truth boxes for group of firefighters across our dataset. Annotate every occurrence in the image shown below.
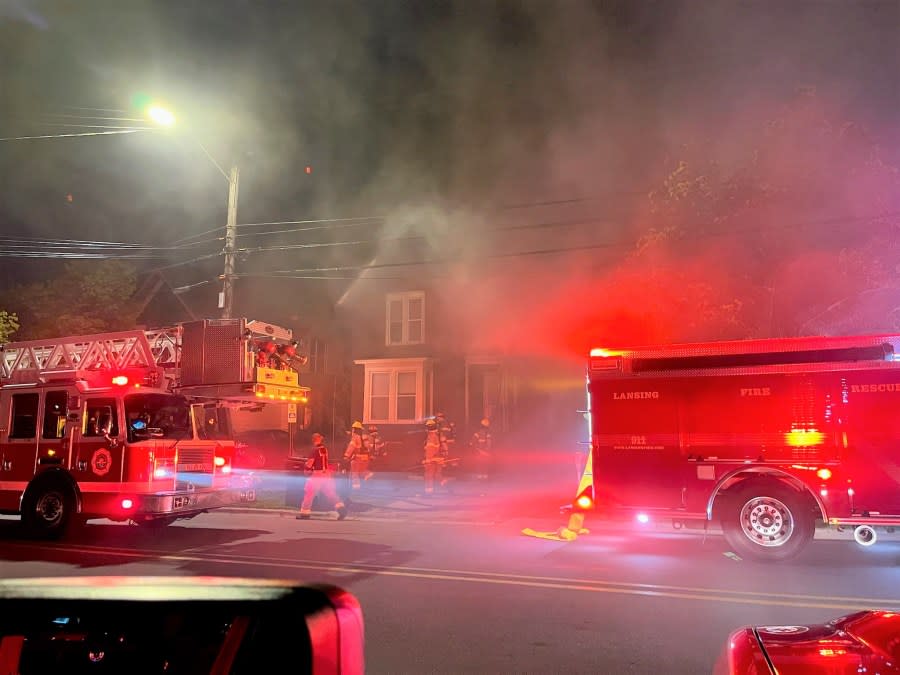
[296,414,494,520]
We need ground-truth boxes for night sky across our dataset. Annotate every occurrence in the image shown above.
[1,0,899,345]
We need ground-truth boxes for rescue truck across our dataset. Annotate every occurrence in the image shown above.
[584,333,900,561]
[0,318,309,538]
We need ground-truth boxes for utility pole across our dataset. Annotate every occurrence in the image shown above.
[221,165,240,319]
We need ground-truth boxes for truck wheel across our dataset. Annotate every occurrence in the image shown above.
[721,482,815,562]
[21,480,76,540]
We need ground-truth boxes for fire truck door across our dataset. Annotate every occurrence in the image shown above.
[591,380,684,509]
[73,397,123,484]
[36,391,71,472]
[0,391,41,511]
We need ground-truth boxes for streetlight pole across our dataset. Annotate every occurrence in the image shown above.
[222,165,240,319]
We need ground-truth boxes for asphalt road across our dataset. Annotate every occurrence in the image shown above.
[2,472,900,674]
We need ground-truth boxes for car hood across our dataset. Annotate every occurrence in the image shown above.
[718,611,900,674]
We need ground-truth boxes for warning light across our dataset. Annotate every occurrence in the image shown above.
[120,498,134,510]
[305,165,312,174]
[636,513,650,524]
[816,468,833,480]
[111,375,129,386]
[299,396,309,404]
[214,456,226,467]
[785,428,824,447]
[221,465,232,475]
[589,348,624,358]
[575,494,593,510]
[153,468,170,479]
[47,449,56,457]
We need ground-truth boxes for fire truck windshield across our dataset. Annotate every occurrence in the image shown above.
[124,394,193,443]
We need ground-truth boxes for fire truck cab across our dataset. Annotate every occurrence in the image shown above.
[586,334,900,561]
[0,318,309,538]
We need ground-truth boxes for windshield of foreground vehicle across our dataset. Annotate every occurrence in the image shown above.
[124,394,192,443]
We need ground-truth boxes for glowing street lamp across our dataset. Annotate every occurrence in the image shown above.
[146,105,176,127]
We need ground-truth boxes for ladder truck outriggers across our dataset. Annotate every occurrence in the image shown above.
[582,333,900,561]
[0,318,309,538]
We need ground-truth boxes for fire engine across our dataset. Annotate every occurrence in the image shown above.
[0,318,309,538]
[584,333,900,561]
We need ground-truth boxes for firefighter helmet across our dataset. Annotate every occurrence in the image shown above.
[425,419,437,428]
[481,418,491,428]
[351,421,364,430]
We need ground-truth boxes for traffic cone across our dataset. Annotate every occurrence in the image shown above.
[522,452,592,541]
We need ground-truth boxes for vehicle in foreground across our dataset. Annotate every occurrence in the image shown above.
[715,610,900,674]
[0,576,364,674]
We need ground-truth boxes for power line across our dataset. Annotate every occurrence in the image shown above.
[0,129,146,142]
[242,210,900,276]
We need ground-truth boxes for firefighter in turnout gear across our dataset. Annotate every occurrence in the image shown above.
[344,421,370,490]
[366,424,386,479]
[423,418,448,494]
[470,418,493,480]
[297,433,347,520]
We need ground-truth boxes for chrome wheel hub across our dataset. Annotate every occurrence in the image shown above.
[740,496,794,547]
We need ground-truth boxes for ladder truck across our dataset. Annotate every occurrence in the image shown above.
[0,318,309,538]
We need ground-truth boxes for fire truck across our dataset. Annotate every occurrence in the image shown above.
[584,333,900,561]
[0,318,309,538]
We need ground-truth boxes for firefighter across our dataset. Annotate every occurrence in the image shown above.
[344,421,369,490]
[423,418,448,494]
[366,424,386,480]
[470,417,493,480]
[297,433,347,520]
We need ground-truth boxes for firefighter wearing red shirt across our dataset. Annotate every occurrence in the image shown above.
[297,433,347,520]
[423,418,448,494]
[344,421,369,490]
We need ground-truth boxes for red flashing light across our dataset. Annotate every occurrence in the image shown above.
[120,498,134,510]
[575,494,593,510]
[636,513,650,524]
[214,456,226,467]
[816,468,833,481]
[111,375,129,386]
[305,165,312,174]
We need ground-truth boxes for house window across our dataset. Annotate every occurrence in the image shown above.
[386,291,425,346]
[356,358,429,424]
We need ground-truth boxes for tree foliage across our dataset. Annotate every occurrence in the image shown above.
[3,261,141,340]
[636,89,900,338]
[0,310,19,343]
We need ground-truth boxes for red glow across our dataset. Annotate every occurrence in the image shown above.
[575,494,593,509]
[785,428,824,447]
[120,498,134,509]
[817,648,847,657]
[636,513,650,524]
[816,468,833,480]
[111,375,129,386]
[214,456,226,467]
[305,165,312,174]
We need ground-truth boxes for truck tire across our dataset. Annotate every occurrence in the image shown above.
[21,479,76,540]
[721,481,815,562]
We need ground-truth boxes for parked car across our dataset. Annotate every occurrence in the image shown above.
[715,610,900,674]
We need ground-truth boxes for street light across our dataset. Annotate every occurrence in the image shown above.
[145,103,239,319]
[146,105,176,127]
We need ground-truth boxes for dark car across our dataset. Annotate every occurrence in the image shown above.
[715,610,900,674]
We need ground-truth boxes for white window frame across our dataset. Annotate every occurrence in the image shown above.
[385,291,425,346]
[355,358,428,424]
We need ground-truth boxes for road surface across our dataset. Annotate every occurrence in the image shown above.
[2,472,899,673]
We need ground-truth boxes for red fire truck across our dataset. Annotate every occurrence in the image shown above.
[585,333,900,561]
[0,318,309,538]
